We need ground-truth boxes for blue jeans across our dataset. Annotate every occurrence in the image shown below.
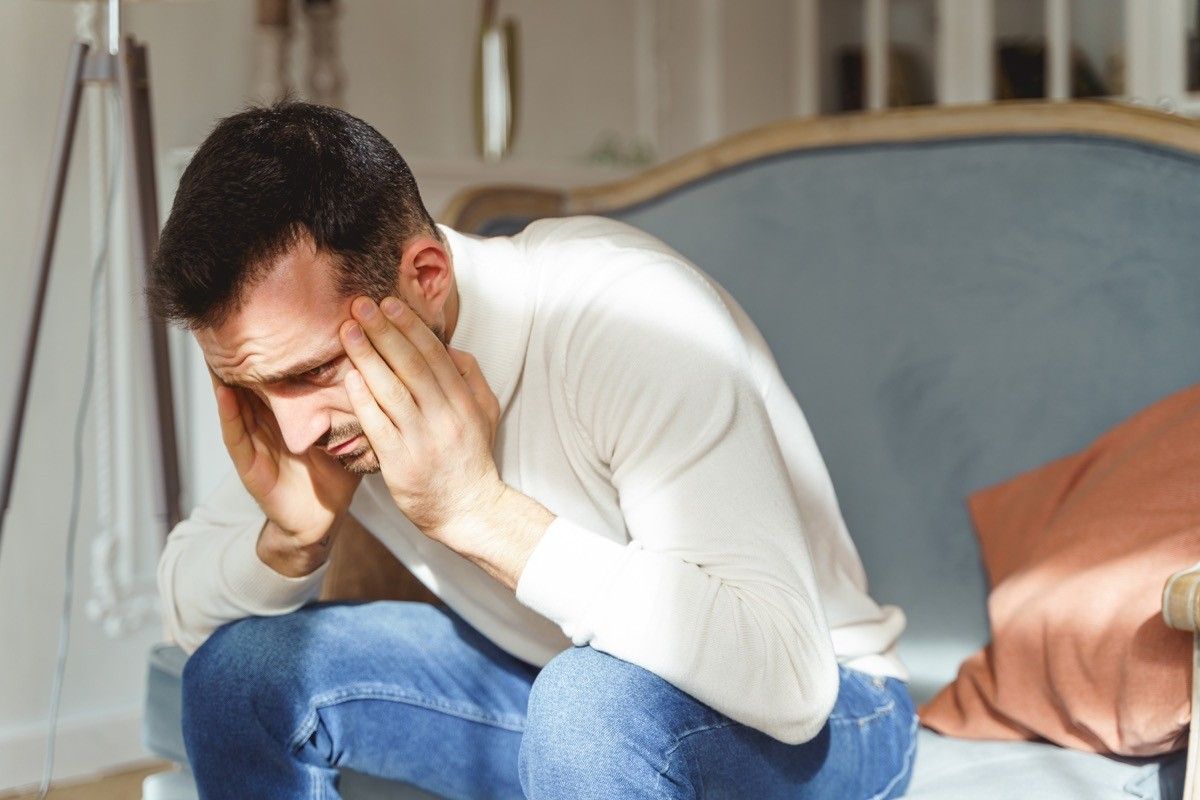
[181,601,917,799]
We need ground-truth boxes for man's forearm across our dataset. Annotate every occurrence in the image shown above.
[256,517,338,578]
[255,483,553,587]
[446,484,556,591]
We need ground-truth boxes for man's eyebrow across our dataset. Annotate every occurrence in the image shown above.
[215,348,343,388]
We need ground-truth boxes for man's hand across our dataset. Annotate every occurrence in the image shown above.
[211,371,362,576]
[340,296,554,588]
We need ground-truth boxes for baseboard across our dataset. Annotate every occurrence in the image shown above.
[0,706,151,793]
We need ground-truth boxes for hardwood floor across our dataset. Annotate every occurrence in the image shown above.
[0,762,170,800]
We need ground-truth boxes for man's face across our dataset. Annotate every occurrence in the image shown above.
[195,237,447,475]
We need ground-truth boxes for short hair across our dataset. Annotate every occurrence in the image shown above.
[147,101,438,329]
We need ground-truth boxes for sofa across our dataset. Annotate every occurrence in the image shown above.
[143,100,1199,799]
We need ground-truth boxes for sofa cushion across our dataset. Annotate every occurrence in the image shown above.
[144,642,189,764]
[144,644,1182,799]
[920,384,1200,756]
[906,729,1185,800]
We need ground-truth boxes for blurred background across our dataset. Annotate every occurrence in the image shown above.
[2,0,1199,792]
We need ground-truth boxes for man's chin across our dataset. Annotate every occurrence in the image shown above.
[339,447,380,475]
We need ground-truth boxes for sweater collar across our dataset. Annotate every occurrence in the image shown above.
[440,223,535,417]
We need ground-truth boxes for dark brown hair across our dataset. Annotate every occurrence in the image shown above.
[148,101,438,329]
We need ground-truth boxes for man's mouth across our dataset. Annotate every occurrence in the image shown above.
[327,434,363,456]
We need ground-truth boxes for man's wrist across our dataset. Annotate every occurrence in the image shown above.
[256,517,337,578]
[444,484,556,591]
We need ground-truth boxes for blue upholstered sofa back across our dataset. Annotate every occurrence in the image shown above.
[478,134,1200,699]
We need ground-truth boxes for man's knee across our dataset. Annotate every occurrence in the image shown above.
[519,647,695,796]
[181,611,318,746]
[183,618,248,709]
[180,616,265,764]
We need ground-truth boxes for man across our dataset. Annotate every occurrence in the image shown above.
[151,101,915,799]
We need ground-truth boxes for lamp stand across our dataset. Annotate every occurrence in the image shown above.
[0,33,182,554]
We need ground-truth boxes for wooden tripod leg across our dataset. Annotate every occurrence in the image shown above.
[0,41,90,547]
[117,37,182,533]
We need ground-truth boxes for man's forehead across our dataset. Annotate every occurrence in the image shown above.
[197,327,345,389]
[201,338,343,388]
[194,242,352,387]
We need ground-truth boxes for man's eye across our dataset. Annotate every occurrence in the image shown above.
[304,361,336,381]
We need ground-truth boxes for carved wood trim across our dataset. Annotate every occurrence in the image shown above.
[438,184,567,232]
[564,101,1200,214]
[441,101,1200,230]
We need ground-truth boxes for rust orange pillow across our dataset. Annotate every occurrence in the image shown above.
[918,383,1200,756]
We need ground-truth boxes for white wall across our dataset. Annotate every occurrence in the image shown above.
[337,1,644,164]
[0,0,798,791]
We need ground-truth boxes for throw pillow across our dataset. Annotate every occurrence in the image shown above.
[918,383,1200,756]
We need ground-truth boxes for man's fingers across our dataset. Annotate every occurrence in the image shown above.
[344,369,407,457]
[243,386,285,450]
[350,297,447,411]
[236,387,258,437]
[212,382,240,429]
[375,296,469,404]
[211,378,256,476]
[447,347,500,430]
[341,319,425,434]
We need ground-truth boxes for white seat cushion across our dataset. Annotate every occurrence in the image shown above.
[906,728,1185,800]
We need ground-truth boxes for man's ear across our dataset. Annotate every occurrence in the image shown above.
[398,235,452,314]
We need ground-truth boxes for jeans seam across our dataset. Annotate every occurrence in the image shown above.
[653,720,737,798]
[865,709,919,800]
[828,672,897,726]
[312,764,326,800]
[287,684,527,752]
[646,691,916,800]
[827,694,896,726]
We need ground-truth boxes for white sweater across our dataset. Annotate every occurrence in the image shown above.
[158,215,906,745]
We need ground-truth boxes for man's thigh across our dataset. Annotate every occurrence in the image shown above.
[685,667,918,800]
[182,600,540,799]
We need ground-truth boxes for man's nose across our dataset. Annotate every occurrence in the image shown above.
[268,394,329,456]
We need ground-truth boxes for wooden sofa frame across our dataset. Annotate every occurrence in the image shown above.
[321,101,1200,798]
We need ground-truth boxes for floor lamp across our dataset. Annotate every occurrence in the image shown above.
[0,0,182,556]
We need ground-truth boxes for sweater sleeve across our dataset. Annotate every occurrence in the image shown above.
[157,468,329,654]
[514,251,840,745]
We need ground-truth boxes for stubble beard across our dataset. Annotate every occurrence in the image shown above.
[339,442,380,475]
[321,420,379,475]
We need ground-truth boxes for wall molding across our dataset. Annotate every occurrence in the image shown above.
[441,101,1200,219]
[0,706,151,792]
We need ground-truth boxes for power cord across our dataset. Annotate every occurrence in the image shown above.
[36,81,123,800]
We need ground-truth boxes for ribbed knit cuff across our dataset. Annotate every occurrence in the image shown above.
[219,520,329,612]
[514,516,631,644]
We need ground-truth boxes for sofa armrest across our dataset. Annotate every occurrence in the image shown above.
[1164,562,1200,632]
[1163,564,1200,800]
